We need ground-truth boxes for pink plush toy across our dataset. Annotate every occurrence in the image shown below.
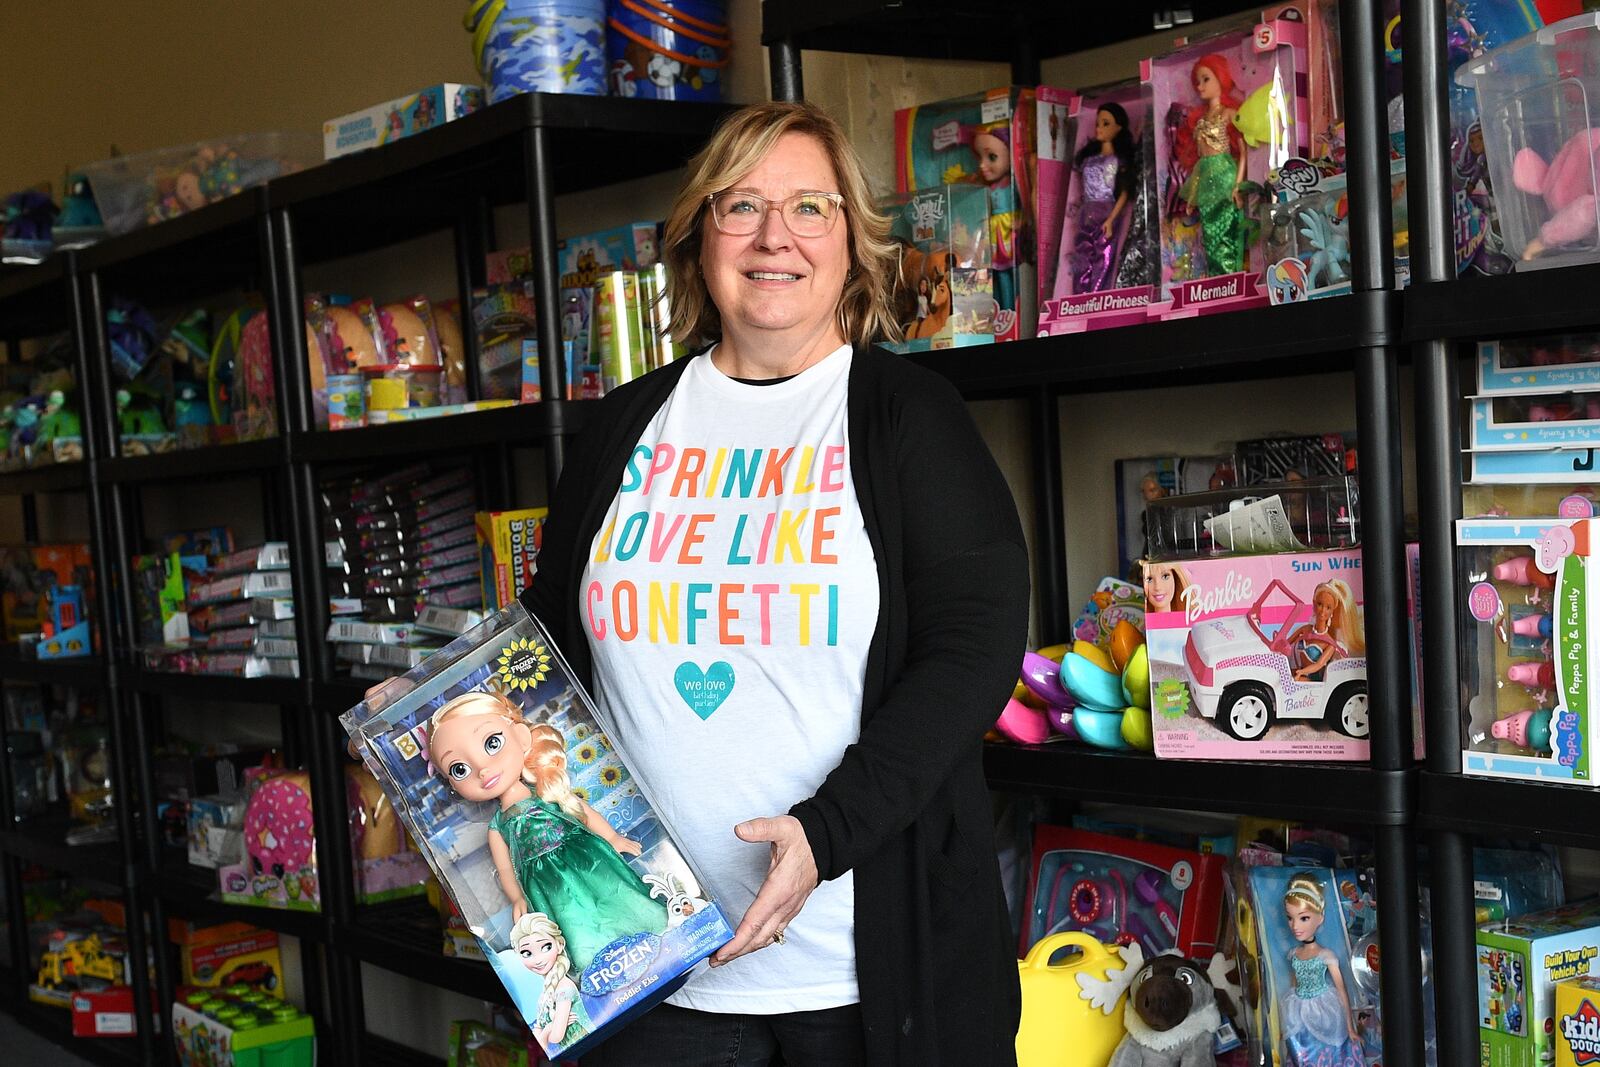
[1513,128,1600,259]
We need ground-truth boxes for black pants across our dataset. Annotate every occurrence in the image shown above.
[579,1002,867,1066]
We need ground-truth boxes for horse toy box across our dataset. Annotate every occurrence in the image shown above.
[1144,549,1375,760]
[343,604,734,1060]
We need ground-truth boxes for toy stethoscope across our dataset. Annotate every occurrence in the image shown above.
[1040,859,1180,958]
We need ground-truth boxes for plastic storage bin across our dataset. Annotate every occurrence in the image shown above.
[466,0,608,102]
[1457,13,1600,271]
[607,0,729,101]
[78,133,320,236]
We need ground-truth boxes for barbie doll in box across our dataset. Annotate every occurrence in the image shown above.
[1282,872,1363,1067]
[1069,103,1139,294]
[970,123,1019,314]
[1285,580,1364,683]
[428,689,666,972]
[1176,54,1250,275]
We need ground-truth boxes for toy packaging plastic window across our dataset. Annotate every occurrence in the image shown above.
[879,184,995,352]
[1457,517,1597,785]
[1143,550,1378,760]
[1037,82,1161,333]
[1144,12,1309,316]
[343,604,733,1060]
[1478,333,1600,394]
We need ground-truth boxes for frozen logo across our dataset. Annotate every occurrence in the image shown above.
[908,193,946,244]
[1182,572,1254,624]
[581,931,662,996]
[1561,999,1600,1064]
[497,637,553,692]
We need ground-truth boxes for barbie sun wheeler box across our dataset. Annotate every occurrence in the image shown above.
[342,604,734,1060]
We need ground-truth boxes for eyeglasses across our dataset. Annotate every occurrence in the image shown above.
[705,190,845,237]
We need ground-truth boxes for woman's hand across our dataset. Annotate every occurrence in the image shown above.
[710,815,819,967]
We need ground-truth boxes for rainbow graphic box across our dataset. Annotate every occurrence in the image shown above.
[343,604,734,1060]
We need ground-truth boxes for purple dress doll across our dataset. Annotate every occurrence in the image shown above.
[1067,102,1139,294]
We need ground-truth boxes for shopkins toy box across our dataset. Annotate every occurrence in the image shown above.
[324,84,485,160]
[217,769,321,911]
[1038,82,1160,334]
[1458,517,1600,785]
[1143,550,1377,760]
[1144,14,1309,318]
[1478,334,1600,395]
[1478,898,1600,1067]
[1021,825,1227,960]
[342,604,734,1061]
[895,86,1036,342]
[879,184,996,352]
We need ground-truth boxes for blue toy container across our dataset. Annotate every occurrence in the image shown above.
[466,0,608,102]
[606,0,729,101]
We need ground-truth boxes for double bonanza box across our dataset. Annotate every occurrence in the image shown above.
[477,508,547,610]
[342,604,734,1061]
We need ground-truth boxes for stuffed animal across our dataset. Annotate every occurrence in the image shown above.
[1512,128,1600,260]
[1107,952,1223,1067]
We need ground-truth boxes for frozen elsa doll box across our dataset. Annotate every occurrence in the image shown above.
[342,604,734,1060]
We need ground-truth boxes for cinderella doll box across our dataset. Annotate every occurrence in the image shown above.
[342,604,734,1060]
[1144,12,1309,318]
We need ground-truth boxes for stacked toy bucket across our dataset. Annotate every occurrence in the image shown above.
[608,0,729,101]
[466,0,610,101]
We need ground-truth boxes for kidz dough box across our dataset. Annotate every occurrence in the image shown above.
[1144,549,1374,759]
[343,604,734,1060]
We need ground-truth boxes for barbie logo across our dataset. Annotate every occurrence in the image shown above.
[581,931,662,996]
[1182,571,1253,624]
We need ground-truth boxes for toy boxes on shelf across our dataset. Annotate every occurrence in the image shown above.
[894,86,1037,341]
[323,84,484,159]
[1246,865,1383,1066]
[448,1018,544,1067]
[71,984,158,1038]
[342,605,735,1061]
[1478,898,1600,1067]
[879,185,996,352]
[1456,13,1600,272]
[1038,82,1161,333]
[172,921,285,994]
[174,987,314,1067]
[346,763,429,904]
[1145,11,1308,318]
[477,508,548,610]
[188,793,248,869]
[1143,477,1361,560]
[1458,517,1600,784]
[1143,549,1387,760]
[217,768,320,912]
[1263,159,1411,303]
[32,925,129,1009]
[1020,825,1227,960]
[1113,454,1237,577]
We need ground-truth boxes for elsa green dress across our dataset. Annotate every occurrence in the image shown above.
[491,796,667,972]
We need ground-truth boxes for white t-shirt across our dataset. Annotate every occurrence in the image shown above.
[580,344,879,1013]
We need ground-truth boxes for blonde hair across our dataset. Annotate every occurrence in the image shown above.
[1284,872,1326,914]
[1143,561,1193,612]
[511,911,575,1023]
[1315,579,1365,655]
[661,101,903,351]
[429,690,584,820]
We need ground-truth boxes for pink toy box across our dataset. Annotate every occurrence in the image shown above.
[217,768,320,911]
[1144,12,1309,319]
[1143,550,1376,760]
[1034,86,1077,314]
[1037,82,1160,334]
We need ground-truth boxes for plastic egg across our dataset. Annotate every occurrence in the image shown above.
[1020,651,1072,706]
[326,306,382,369]
[1123,645,1151,710]
[1072,640,1116,674]
[1121,706,1154,751]
[380,302,436,366]
[995,697,1050,745]
[1046,703,1078,740]
[1109,620,1144,672]
[434,304,466,388]
[1060,652,1125,710]
[1035,642,1070,663]
[1013,678,1047,711]
[1072,707,1130,750]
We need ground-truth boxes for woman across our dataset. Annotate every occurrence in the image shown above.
[523,101,1029,1064]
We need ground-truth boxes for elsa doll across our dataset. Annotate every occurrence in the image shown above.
[1282,873,1364,1067]
[428,689,667,972]
[511,911,586,1049]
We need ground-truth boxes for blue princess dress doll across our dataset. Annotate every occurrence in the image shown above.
[1281,873,1365,1067]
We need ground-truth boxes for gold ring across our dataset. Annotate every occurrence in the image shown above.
[772,929,786,946]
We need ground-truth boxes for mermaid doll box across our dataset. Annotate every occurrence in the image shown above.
[342,605,735,1061]
[1144,12,1309,319]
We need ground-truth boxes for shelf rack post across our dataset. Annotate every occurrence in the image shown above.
[1403,0,1477,1062]
[770,37,804,102]
[453,197,495,404]
[522,125,567,492]
[1029,387,1068,639]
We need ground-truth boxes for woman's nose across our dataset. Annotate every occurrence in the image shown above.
[754,204,792,249]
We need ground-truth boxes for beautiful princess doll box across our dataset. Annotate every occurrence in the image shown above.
[343,604,735,1061]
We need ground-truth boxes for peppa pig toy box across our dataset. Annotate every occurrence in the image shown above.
[342,603,734,1061]
[1144,549,1378,760]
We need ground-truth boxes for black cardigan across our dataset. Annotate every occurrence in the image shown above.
[520,348,1029,1064]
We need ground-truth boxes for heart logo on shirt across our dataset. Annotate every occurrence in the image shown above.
[674,661,735,721]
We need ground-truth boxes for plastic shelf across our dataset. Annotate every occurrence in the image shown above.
[983,743,1413,824]
[337,899,510,1005]
[0,651,106,688]
[74,190,266,305]
[291,398,592,464]
[156,860,328,943]
[364,1033,446,1067]
[0,461,88,496]
[907,291,1396,396]
[1405,263,1600,342]
[100,437,287,484]
[0,255,72,339]
[0,815,127,885]
[1417,770,1600,849]
[122,667,304,706]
